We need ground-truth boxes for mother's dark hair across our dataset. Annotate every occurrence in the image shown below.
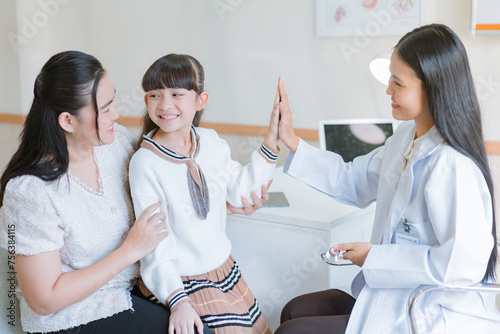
[0,51,105,205]
[396,23,497,282]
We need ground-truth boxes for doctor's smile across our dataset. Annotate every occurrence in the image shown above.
[390,99,400,109]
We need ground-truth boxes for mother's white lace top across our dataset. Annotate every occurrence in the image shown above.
[0,124,138,333]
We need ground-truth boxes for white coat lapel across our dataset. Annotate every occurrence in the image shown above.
[381,125,444,244]
[370,122,415,244]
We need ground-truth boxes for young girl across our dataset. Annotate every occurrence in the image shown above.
[275,24,498,333]
[128,54,278,334]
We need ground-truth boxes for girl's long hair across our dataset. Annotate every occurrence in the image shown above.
[137,54,205,149]
[396,24,497,282]
[0,51,105,205]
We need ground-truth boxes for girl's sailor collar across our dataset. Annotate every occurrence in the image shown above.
[141,125,200,163]
[140,126,210,220]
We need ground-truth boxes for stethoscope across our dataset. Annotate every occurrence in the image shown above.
[320,247,353,266]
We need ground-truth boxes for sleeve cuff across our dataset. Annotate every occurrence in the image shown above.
[283,138,305,174]
[259,143,280,163]
[167,289,190,309]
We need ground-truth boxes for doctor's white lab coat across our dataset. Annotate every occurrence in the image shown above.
[284,121,499,333]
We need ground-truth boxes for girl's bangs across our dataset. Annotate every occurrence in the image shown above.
[143,59,198,92]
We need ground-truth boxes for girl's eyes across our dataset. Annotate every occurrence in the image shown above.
[148,93,185,97]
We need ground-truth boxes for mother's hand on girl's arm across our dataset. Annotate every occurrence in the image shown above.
[15,202,167,315]
[121,202,168,262]
[226,180,272,215]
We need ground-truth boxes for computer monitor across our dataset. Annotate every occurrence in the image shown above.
[319,118,396,162]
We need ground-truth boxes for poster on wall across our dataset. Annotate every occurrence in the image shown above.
[315,0,428,37]
[472,0,500,34]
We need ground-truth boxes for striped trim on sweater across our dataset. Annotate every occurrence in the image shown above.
[259,144,279,163]
[168,290,190,309]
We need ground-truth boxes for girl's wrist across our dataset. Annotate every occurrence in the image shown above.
[263,136,279,152]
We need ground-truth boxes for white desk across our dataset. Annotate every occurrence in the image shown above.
[226,167,375,331]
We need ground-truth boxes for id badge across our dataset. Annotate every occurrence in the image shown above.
[395,218,420,245]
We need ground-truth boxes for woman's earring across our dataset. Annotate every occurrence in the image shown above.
[66,127,72,132]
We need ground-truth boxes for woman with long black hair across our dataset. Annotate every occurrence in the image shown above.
[275,24,498,333]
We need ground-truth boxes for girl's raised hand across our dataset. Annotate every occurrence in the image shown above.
[277,77,299,153]
[333,242,373,267]
[264,78,281,151]
[121,202,167,263]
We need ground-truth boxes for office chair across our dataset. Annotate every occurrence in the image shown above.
[407,240,500,333]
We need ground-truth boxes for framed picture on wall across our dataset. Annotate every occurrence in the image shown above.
[472,0,500,34]
[315,0,428,37]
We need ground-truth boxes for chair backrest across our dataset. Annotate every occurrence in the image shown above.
[407,284,500,334]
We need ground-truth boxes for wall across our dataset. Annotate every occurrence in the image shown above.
[0,0,21,115]
[0,5,499,191]
[1,0,499,135]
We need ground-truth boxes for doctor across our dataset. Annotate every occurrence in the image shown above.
[274,24,498,333]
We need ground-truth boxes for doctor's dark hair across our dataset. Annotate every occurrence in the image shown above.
[138,53,205,144]
[0,51,105,206]
[395,24,497,282]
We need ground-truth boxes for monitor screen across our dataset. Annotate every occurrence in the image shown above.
[319,119,396,162]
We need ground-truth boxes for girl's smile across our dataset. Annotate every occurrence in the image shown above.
[145,87,208,138]
[158,113,180,122]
